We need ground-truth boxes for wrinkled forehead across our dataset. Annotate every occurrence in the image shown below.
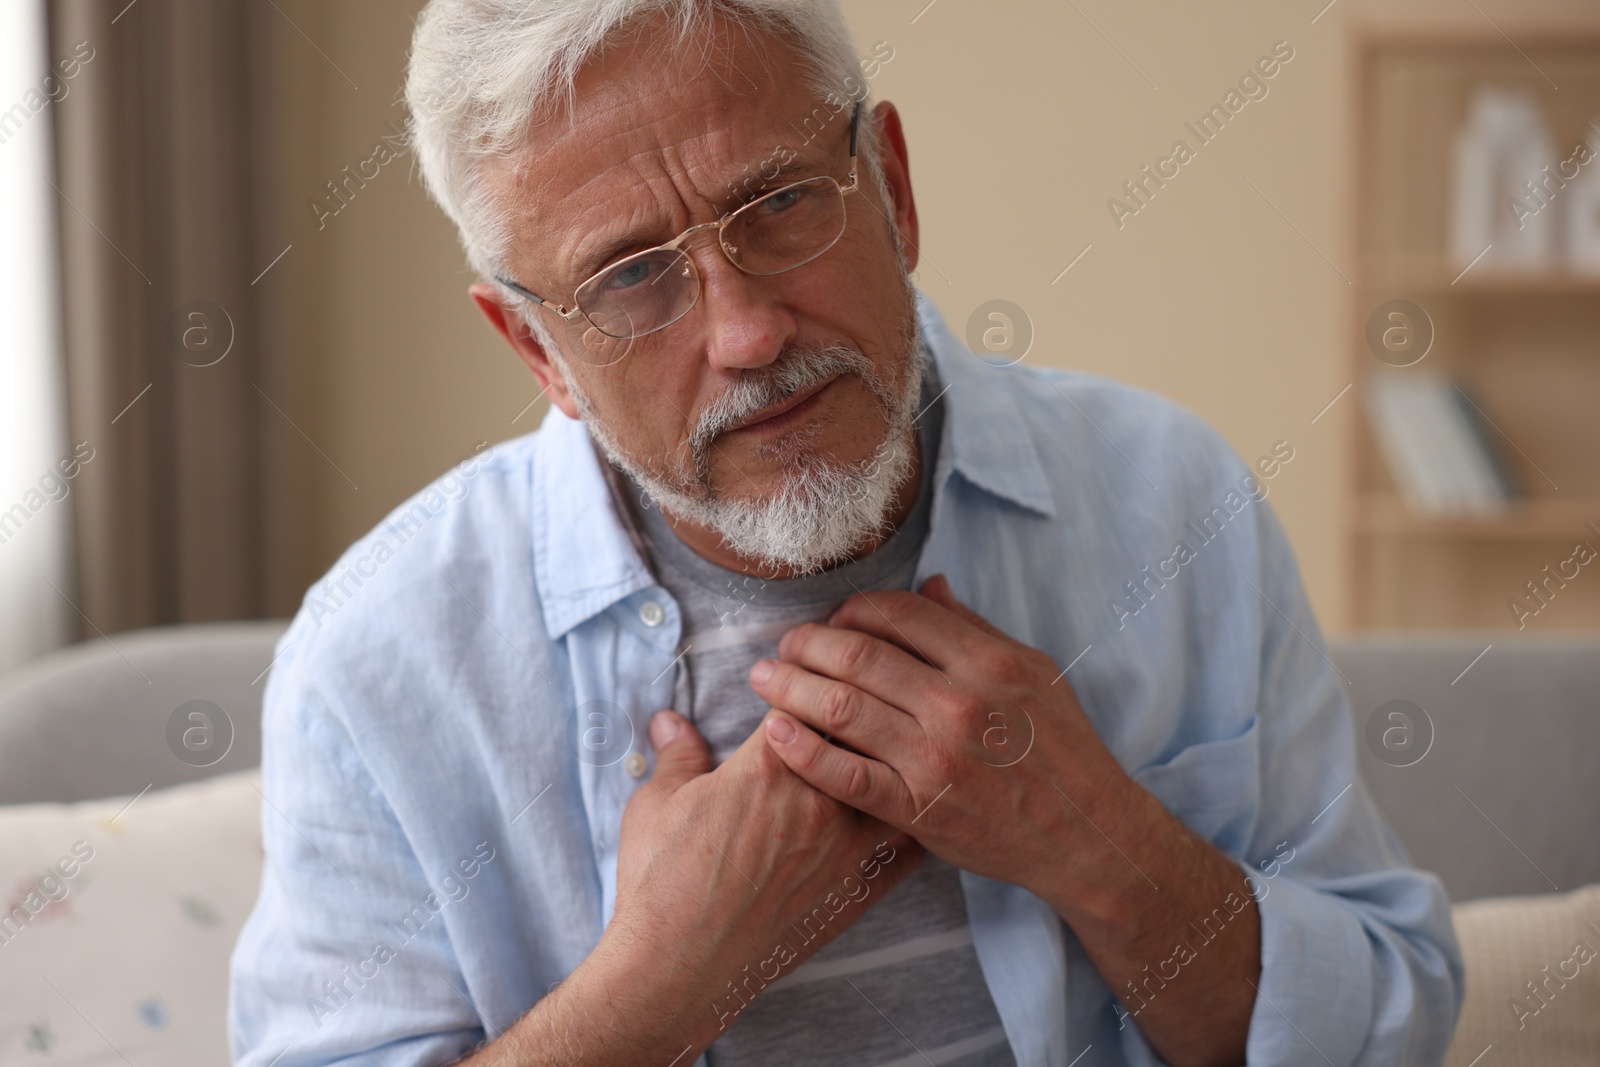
[488,11,831,246]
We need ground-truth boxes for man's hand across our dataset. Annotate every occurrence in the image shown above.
[750,575,1261,1067]
[491,709,924,1066]
[748,574,1125,907]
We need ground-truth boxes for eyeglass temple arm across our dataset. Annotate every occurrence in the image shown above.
[495,275,547,306]
[495,275,583,319]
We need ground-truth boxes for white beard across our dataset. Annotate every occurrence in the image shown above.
[561,294,926,576]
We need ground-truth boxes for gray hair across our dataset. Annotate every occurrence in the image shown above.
[404,0,886,347]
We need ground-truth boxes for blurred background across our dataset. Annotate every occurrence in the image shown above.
[3,0,1599,677]
[3,3,1600,1065]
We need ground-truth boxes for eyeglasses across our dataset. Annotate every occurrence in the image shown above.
[496,101,862,363]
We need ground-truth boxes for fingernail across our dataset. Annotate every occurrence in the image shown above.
[650,711,680,749]
[766,716,796,744]
[750,659,775,684]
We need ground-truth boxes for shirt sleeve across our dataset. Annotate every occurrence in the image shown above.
[1236,501,1465,1065]
[228,650,486,1067]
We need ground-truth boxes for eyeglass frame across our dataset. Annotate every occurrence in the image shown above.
[494,99,863,340]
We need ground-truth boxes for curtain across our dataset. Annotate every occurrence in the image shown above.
[49,0,280,635]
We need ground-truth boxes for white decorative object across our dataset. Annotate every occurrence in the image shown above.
[0,771,263,1066]
[1451,86,1556,270]
[1565,120,1600,273]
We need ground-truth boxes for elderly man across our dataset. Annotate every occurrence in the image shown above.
[229,2,1462,1065]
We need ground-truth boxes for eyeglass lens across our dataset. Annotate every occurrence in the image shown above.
[573,175,849,342]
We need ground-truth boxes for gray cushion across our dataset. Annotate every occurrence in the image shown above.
[0,620,287,805]
[1,623,1594,905]
[1332,634,1600,903]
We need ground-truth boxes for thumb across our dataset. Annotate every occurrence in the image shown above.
[919,574,1012,642]
[647,710,711,791]
[919,573,968,614]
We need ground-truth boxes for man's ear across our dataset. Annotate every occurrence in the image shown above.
[469,281,581,420]
[869,100,919,275]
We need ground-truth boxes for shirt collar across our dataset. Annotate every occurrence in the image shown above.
[530,287,1055,640]
[530,402,657,641]
[916,288,1056,520]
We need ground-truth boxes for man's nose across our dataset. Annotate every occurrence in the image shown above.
[693,244,797,373]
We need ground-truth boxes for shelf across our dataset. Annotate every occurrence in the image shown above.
[1348,30,1600,629]
[1356,495,1600,538]
[1362,258,1600,296]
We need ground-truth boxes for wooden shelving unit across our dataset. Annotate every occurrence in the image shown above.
[1348,28,1600,630]
[1364,258,1600,295]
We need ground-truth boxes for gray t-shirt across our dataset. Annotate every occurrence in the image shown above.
[618,369,1016,1067]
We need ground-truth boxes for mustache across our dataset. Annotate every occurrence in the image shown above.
[688,344,882,458]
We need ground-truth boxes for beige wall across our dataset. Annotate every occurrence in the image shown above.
[264,0,1599,631]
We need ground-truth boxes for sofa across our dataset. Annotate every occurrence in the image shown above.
[0,623,1595,1065]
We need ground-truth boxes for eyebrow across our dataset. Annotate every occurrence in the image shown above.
[724,156,827,202]
[569,232,658,288]
[565,155,832,284]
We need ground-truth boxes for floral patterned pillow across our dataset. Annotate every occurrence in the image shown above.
[0,771,262,1065]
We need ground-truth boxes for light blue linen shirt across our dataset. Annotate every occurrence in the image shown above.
[229,290,1463,1067]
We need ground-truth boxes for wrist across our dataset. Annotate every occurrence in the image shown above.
[595,921,726,1055]
[1035,766,1168,932]
[559,931,722,1063]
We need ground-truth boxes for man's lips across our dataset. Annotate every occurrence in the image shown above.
[724,374,840,435]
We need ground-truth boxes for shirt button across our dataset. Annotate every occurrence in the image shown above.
[639,600,665,627]
[624,752,647,778]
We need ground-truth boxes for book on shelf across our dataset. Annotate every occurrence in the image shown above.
[1364,373,1517,517]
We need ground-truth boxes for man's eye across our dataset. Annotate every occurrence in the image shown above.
[603,258,659,291]
[757,186,807,216]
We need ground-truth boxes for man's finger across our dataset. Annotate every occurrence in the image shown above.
[647,710,712,794]
[778,622,948,715]
[750,658,921,763]
[918,574,1020,647]
[823,587,996,669]
[763,711,911,823]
